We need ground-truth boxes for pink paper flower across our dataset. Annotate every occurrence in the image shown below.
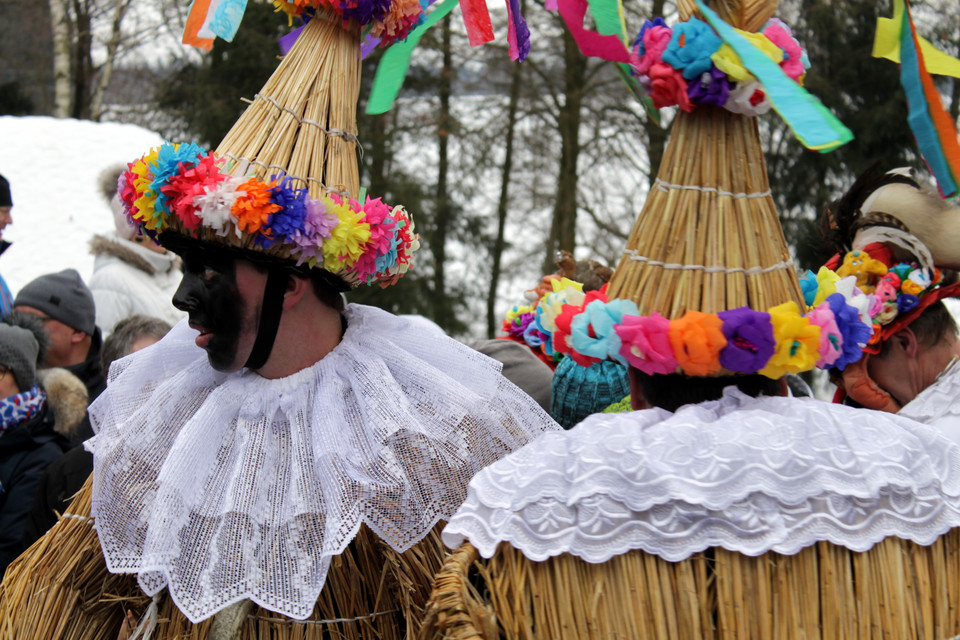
[615,312,678,375]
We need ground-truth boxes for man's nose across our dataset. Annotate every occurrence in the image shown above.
[172,272,201,312]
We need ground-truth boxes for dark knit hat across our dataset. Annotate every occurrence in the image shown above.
[550,357,630,429]
[14,269,96,335]
[0,175,11,208]
[0,324,39,391]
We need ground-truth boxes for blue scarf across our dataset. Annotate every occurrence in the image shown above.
[0,384,47,434]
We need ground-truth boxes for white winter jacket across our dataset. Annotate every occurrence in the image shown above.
[89,233,186,335]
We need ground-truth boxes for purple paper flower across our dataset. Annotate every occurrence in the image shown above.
[340,0,392,25]
[687,66,730,107]
[265,178,308,240]
[717,307,775,373]
[290,198,339,266]
[827,293,873,370]
[523,320,545,349]
[508,311,535,339]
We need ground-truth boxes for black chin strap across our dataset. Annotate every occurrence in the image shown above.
[245,268,289,370]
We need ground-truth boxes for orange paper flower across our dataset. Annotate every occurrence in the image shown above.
[231,179,281,236]
[669,311,727,376]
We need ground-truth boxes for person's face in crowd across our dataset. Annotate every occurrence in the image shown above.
[172,249,265,372]
[0,206,12,241]
[129,335,161,353]
[13,306,85,368]
[0,363,20,399]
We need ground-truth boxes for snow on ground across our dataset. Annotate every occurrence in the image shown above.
[0,116,164,296]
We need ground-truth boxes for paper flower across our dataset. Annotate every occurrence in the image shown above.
[812,266,841,307]
[806,303,843,368]
[687,66,730,107]
[763,17,806,82]
[648,61,693,111]
[717,307,775,373]
[569,299,640,367]
[758,301,821,378]
[669,311,726,376]
[634,23,672,77]
[799,269,818,306]
[826,293,873,370]
[323,196,371,272]
[554,290,607,357]
[290,197,339,266]
[232,178,281,236]
[615,312,678,375]
[662,18,722,80]
[898,294,920,313]
[523,320,545,349]
[194,177,247,237]
[724,80,771,116]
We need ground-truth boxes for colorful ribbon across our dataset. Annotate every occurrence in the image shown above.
[877,0,960,198]
[367,0,461,115]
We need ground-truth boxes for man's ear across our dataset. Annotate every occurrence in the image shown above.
[893,327,920,359]
[628,367,651,410]
[283,275,310,310]
[70,330,87,344]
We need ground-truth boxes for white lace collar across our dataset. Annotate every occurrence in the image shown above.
[443,389,960,564]
[899,355,960,443]
[87,304,559,622]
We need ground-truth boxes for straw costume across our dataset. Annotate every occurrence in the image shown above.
[422,1,960,638]
[0,4,560,638]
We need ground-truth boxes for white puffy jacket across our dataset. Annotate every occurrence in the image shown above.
[88,233,186,335]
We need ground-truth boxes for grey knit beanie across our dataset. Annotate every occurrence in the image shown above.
[0,324,39,391]
[14,269,96,335]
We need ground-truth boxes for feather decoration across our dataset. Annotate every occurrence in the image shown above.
[852,226,935,275]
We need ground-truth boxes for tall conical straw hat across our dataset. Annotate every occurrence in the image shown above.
[215,11,362,201]
[606,0,804,319]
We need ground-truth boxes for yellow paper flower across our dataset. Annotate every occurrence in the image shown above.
[323,199,371,272]
[711,31,784,83]
[505,304,535,326]
[550,277,584,294]
[759,301,822,378]
[538,288,585,333]
[812,266,841,307]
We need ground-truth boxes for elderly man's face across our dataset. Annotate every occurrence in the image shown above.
[172,250,266,372]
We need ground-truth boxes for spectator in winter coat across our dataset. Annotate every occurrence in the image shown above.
[0,315,88,575]
[14,269,105,443]
[88,166,185,336]
[21,315,171,548]
[0,175,16,316]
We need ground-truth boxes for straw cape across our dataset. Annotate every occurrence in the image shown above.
[420,0,960,638]
[0,1,562,638]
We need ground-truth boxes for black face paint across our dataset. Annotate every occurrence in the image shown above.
[172,249,249,372]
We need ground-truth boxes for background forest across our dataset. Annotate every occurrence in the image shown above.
[2,0,958,338]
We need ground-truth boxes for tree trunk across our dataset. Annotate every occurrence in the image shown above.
[432,16,454,329]
[90,0,131,121]
[486,38,525,338]
[71,0,93,119]
[544,25,586,273]
[49,0,72,117]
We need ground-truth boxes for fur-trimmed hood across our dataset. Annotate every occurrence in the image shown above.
[89,233,181,276]
[37,367,89,439]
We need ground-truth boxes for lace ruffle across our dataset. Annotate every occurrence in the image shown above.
[899,359,960,445]
[443,389,960,563]
[87,304,559,622]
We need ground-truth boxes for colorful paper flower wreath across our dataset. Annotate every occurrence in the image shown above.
[119,143,419,288]
[549,267,887,379]
[800,248,949,347]
[631,15,809,116]
[272,0,424,47]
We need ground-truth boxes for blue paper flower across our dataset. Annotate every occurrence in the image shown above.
[569,299,639,366]
[662,18,722,80]
[799,269,818,307]
[897,294,920,313]
[827,293,872,370]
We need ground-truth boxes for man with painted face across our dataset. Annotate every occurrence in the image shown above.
[70,144,561,634]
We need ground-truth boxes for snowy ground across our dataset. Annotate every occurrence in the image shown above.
[0,116,163,296]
